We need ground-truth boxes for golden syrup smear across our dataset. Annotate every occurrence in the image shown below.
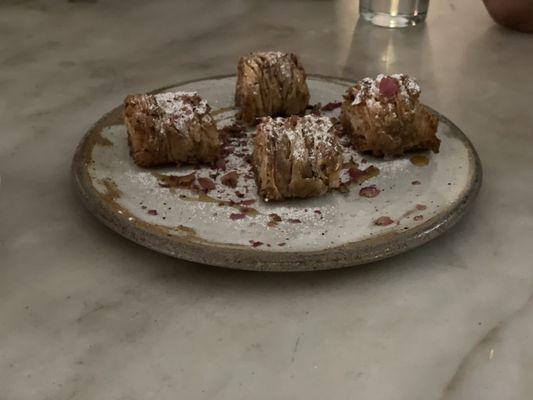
[410,155,429,166]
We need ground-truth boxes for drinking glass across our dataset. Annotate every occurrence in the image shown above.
[359,0,429,28]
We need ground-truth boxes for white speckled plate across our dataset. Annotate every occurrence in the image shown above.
[72,75,482,271]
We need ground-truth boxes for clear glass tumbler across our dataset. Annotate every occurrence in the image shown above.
[359,0,429,28]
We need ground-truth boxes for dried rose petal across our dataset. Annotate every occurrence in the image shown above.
[240,199,256,206]
[413,215,424,221]
[379,76,399,97]
[348,167,365,181]
[159,172,196,188]
[310,103,322,116]
[322,101,342,111]
[416,204,427,210]
[221,171,239,188]
[230,213,246,220]
[147,209,158,216]
[359,185,380,198]
[349,165,380,185]
[198,177,216,192]
[235,190,245,198]
[215,158,227,171]
[250,240,263,248]
[374,216,394,226]
[269,213,282,222]
[288,219,302,224]
[189,183,202,194]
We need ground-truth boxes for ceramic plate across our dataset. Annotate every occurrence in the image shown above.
[72,75,482,271]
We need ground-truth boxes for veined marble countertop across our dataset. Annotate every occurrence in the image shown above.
[1,1,533,399]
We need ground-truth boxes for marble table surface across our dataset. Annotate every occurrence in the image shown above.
[1,1,533,399]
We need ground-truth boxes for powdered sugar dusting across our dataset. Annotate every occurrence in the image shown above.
[284,120,308,161]
[261,115,337,163]
[256,51,287,62]
[154,91,210,132]
[253,51,294,79]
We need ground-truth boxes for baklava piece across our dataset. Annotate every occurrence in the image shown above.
[341,74,440,157]
[123,91,220,167]
[252,115,342,201]
[235,51,310,125]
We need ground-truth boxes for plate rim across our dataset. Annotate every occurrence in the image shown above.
[71,74,483,272]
